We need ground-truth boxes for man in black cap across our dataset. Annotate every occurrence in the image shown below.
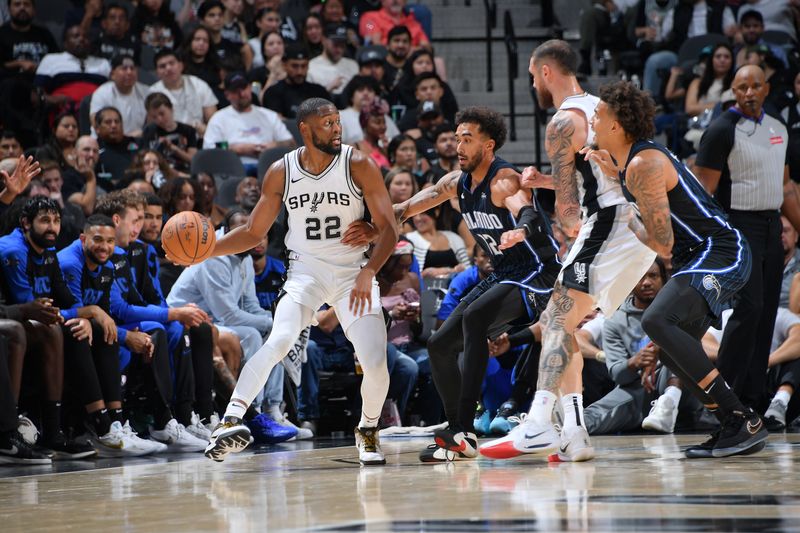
[204,71,295,175]
[307,23,359,96]
[406,99,445,164]
[261,44,331,119]
[397,72,451,131]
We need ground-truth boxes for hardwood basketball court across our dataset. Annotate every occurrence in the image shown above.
[1,433,799,531]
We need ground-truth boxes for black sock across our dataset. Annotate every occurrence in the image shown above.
[704,375,745,417]
[243,406,259,422]
[154,407,172,430]
[90,409,112,436]
[41,401,62,441]
[175,403,193,427]
[110,408,125,424]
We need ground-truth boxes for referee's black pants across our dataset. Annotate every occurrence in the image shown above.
[717,210,783,411]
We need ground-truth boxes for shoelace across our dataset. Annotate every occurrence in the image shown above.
[359,429,378,452]
[506,413,527,425]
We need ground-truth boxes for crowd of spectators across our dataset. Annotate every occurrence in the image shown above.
[0,0,471,464]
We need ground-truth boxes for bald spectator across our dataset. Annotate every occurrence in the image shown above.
[235,176,260,213]
[307,24,359,96]
[35,24,110,109]
[90,54,149,137]
[61,135,99,214]
[150,48,218,136]
[359,0,429,48]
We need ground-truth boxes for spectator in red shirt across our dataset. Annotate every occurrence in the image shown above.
[359,0,429,49]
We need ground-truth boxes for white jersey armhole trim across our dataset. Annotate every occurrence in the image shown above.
[344,146,363,199]
[281,152,292,202]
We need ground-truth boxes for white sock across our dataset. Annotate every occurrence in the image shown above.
[529,390,558,425]
[223,400,247,422]
[359,413,380,429]
[561,393,584,429]
[774,389,792,406]
[663,385,682,406]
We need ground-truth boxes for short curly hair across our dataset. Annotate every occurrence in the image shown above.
[598,81,656,142]
[455,106,507,151]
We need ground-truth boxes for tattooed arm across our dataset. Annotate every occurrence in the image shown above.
[546,111,583,237]
[393,169,460,224]
[625,153,674,258]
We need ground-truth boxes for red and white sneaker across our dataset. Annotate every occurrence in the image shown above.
[547,425,595,463]
[479,414,559,459]
[433,427,478,458]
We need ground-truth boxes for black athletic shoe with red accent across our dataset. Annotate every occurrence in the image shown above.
[433,427,478,458]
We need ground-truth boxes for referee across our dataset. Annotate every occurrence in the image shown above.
[694,64,800,412]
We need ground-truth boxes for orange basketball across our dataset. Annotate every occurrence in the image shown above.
[161,211,216,265]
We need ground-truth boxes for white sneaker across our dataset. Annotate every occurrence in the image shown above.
[204,413,220,433]
[642,396,678,433]
[122,421,166,454]
[150,419,207,452]
[94,421,153,457]
[548,425,595,462]
[185,412,213,441]
[17,415,39,445]
[355,426,385,465]
[479,414,560,459]
[204,418,252,462]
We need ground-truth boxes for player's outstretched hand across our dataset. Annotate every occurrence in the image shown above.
[341,220,377,247]
[579,146,621,180]
[349,267,375,318]
[498,228,526,250]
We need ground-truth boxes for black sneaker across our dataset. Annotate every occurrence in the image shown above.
[41,431,97,460]
[434,427,478,458]
[419,443,472,463]
[0,431,52,465]
[711,410,769,458]
[684,430,720,459]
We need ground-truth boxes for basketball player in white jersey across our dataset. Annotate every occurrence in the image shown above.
[186,98,399,465]
[480,40,656,461]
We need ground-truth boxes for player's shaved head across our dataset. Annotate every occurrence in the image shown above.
[296,97,337,126]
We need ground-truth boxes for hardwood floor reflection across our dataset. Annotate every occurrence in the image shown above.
[2,434,800,532]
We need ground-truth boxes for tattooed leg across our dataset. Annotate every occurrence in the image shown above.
[559,335,583,395]
[537,283,595,394]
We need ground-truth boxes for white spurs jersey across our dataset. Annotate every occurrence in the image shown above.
[559,92,627,217]
[281,144,368,265]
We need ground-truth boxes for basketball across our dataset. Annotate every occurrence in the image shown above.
[161,211,216,265]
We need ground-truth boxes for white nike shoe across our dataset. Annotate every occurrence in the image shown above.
[642,396,678,433]
[94,421,153,457]
[548,425,595,462]
[204,413,221,433]
[355,426,385,465]
[204,418,252,462]
[479,414,559,459]
[185,412,213,441]
[122,421,166,454]
[17,415,39,445]
[150,419,207,452]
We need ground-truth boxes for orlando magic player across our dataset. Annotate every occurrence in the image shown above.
[480,40,657,462]
[583,80,766,458]
[393,106,561,462]
[195,98,399,465]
